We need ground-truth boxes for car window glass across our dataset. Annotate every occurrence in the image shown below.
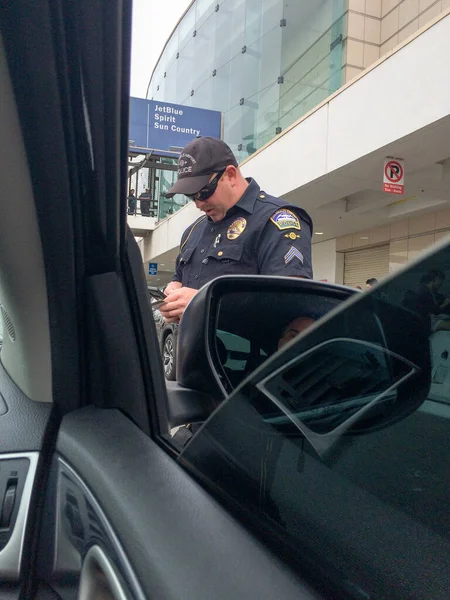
[260,338,417,438]
[180,241,450,599]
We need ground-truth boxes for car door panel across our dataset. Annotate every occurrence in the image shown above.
[39,406,321,600]
[0,363,52,453]
[0,363,52,595]
[3,0,448,597]
[0,1,332,598]
[0,453,39,581]
[37,455,142,600]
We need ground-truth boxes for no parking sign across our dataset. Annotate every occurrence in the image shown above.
[383,158,405,195]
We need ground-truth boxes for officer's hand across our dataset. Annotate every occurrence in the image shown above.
[160,287,198,323]
[164,281,182,296]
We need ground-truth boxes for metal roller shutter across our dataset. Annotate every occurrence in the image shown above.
[343,245,390,289]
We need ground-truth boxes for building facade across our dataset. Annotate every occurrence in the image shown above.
[148,0,346,162]
[136,1,450,287]
[148,0,448,161]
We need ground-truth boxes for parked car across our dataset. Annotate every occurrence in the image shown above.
[153,308,179,381]
[148,287,179,381]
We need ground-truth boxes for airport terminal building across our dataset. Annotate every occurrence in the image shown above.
[131,0,450,289]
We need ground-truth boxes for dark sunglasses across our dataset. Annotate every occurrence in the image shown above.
[185,169,226,201]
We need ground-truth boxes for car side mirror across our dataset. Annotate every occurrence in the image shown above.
[176,275,357,400]
[176,275,430,440]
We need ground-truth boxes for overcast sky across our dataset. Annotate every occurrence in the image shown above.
[130,0,192,98]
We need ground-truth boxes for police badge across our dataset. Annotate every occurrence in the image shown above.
[227,217,247,240]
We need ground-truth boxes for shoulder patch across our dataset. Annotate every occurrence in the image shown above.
[270,209,301,231]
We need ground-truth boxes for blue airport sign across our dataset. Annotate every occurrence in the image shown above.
[148,262,158,276]
[129,97,222,155]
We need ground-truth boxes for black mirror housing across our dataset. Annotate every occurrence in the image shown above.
[176,274,431,439]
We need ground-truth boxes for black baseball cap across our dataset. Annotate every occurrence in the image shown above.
[165,137,238,198]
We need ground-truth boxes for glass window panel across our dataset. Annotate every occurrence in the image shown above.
[223,104,243,151]
[147,80,156,100]
[154,55,168,99]
[155,160,189,220]
[281,1,334,73]
[194,77,214,110]
[155,78,165,100]
[279,81,315,130]
[255,130,276,150]
[146,0,346,155]
[260,23,282,88]
[334,0,346,18]
[178,4,196,52]
[222,105,254,161]
[245,0,262,47]
[164,27,179,63]
[164,59,178,102]
[212,62,231,113]
[214,0,246,70]
[227,53,244,108]
[176,37,194,101]
[152,62,163,89]
[329,14,344,92]
[329,63,343,93]
[196,0,216,30]
[213,0,246,71]
[241,49,260,102]
[261,0,283,36]
[228,51,259,110]
[240,105,257,155]
[254,82,279,149]
[214,1,234,70]
[229,0,246,59]
[251,24,282,146]
[192,13,216,92]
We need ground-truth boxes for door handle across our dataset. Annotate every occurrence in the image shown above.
[78,545,128,600]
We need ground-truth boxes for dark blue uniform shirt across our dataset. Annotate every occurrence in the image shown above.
[172,178,313,289]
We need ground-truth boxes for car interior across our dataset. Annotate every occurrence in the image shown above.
[0,2,327,599]
[1,1,450,599]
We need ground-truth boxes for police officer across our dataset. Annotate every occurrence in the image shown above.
[160,137,313,323]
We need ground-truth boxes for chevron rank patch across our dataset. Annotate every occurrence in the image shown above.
[284,246,304,265]
[270,209,301,231]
